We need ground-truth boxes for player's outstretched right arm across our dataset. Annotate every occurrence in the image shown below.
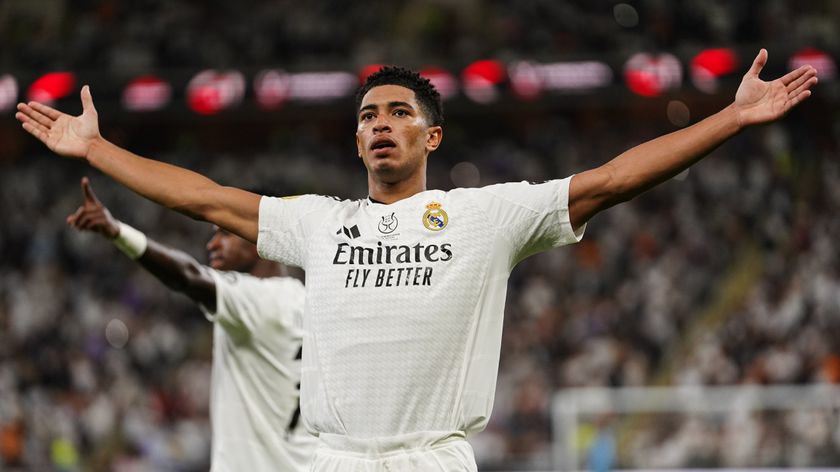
[16,86,260,243]
[69,177,218,311]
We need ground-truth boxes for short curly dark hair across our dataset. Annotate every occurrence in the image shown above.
[355,66,444,126]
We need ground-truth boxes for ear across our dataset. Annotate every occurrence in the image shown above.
[425,126,443,152]
[355,131,363,159]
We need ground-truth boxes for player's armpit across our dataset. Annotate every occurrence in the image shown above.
[567,168,621,230]
[192,186,262,244]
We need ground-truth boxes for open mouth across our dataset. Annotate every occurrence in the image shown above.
[370,138,396,154]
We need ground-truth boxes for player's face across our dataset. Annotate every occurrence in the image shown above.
[206,227,259,272]
[355,85,442,184]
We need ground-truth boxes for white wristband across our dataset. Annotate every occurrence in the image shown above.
[113,222,148,259]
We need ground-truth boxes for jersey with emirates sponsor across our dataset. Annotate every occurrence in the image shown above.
[257,178,584,438]
[199,271,316,471]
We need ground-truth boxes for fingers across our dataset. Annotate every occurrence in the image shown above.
[81,177,100,204]
[746,48,768,78]
[66,206,85,226]
[15,103,50,143]
[788,75,818,99]
[28,101,62,121]
[16,103,54,129]
[74,212,95,230]
[20,121,49,143]
[81,85,97,114]
[787,89,812,109]
[779,65,817,90]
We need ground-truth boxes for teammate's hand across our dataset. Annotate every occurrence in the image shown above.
[15,85,101,160]
[67,177,120,239]
[734,49,818,128]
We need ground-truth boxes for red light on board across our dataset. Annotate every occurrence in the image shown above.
[624,53,682,97]
[122,75,172,111]
[186,70,245,115]
[254,70,291,109]
[509,61,544,100]
[27,72,76,104]
[420,67,457,100]
[462,60,505,104]
[790,47,836,81]
[691,48,738,93]
[359,64,387,84]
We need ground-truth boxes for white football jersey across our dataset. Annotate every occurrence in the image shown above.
[200,271,316,471]
[257,178,584,438]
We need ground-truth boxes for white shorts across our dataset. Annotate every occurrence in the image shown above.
[311,431,477,472]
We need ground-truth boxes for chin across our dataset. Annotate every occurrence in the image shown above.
[371,162,406,180]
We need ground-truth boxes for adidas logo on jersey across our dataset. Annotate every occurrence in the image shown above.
[336,225,361,239]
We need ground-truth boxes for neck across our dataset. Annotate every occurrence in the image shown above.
[367,166,427,204]
[249,259,286,278]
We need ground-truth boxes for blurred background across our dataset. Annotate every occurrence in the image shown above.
[1,1,839,470]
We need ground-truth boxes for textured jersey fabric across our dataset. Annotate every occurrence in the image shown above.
[257,178,584,441]
[200,271,316,471]
[312,431,478,471]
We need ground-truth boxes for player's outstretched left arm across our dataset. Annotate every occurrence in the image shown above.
[16,87,261,243]
[68,177,218,310]
[568,49,818,229]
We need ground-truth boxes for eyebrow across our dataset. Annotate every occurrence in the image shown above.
[359,101,415,114]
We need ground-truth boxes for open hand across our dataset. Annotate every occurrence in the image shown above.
[67,177,120,238]
[734,49,818,128]
[16,86,101,160]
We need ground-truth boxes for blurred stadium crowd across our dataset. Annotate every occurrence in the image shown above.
[2,0,838,70]
[1,1,839,471]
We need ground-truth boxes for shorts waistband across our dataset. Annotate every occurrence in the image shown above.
[317,430,466,458]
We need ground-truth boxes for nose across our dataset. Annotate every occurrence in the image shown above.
[206,233,222,251]
[373,115,391,133]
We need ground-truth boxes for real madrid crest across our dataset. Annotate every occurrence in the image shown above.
[422,201,449,231]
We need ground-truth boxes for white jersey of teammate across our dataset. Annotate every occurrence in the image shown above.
[199,270,317,471]
[258,177,584,450]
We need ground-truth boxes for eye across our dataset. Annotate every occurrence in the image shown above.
[361,112,375,122]
[393,109,408,117]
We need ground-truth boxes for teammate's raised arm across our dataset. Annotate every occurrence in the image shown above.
[69,177,218,310]
[568,49,818,229]
[17,87,260,242]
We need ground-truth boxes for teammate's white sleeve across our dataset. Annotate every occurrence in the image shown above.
[257,194,340,268]
[472,177,585,266]
[200,269,304,337]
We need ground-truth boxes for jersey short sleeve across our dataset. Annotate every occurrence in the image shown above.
[473,177,585,266]
[257,194,339,268]
[200,269,305,337]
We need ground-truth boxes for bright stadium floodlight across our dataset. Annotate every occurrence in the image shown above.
[122,75,172,112]
[462,59,506,104]
[624,52,682,97]
[186,70,245,115]
[0,74,18,112]
[27,72,76,104]
[691,48,739,94]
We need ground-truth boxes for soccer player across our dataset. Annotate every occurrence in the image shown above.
[18,49,816,471]
[66,177,316,471]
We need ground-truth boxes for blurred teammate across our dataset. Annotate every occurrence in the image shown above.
[19,49,816,471]
[66,177,316,471]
